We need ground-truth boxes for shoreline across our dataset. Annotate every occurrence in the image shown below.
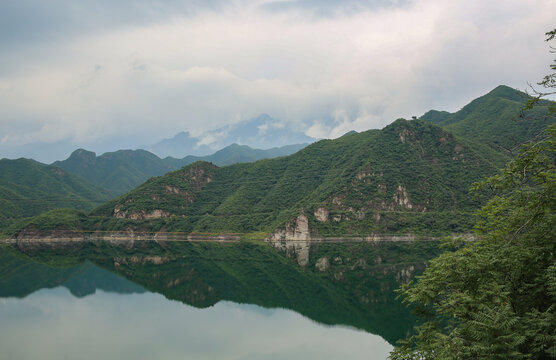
[0,231,474,245]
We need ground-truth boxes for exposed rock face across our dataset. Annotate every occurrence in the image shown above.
[452,143,465,160]
[113,206,169,220]
[267,239,310,266]
[114,255,170,268]
[355,170,373,180]
[113,204,125,218]
[50,167,66,176]
[314,207,329,222]
[315,257,330,272]
[393,185,412,209]
[165,185,181,194]
[267,214,311,266]
[399,128,415,144]
[179,165,215,190]
[268,214,311,241]
[396,265,416,283]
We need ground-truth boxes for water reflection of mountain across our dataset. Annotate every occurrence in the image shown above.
[1,240,442,345]
[0,250,145,298]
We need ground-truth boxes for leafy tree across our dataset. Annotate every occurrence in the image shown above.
[390,29,556,360]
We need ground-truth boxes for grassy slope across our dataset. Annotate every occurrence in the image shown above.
[421,85,555,152]
[0,159,111,228]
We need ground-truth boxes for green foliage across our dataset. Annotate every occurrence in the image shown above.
[2,208,89,236]
[393,35,556,358]
[421,85,555,153]
[53,144,308,196]
[0,159,111,228]
[79,119,506,236]
[176,143,309,168]
[389,125,556,359]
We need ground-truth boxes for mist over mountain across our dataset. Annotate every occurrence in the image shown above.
[144,114,317,159]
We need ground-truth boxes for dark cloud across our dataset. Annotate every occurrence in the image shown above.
[0,0,554,162]
[0,0,225,47]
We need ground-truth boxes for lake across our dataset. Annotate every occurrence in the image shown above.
[0,240,442,359]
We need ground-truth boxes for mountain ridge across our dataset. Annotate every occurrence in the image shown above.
[143,113,317,158]
[421,85,554,152]
[0,158,111,227]
[53,143,309,196]
[72,118,509,237]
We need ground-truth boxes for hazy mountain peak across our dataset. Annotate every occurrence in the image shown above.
[144,114,316,159]
[68,149,96,161]
[486,84,527,99]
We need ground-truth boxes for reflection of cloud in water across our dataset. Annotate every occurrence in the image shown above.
[0,287,392,360]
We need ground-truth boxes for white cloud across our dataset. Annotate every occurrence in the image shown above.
[0,0,555,157]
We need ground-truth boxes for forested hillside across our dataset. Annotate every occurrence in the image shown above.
[421,85,553,152]
[0,159,111,227]
[85,119,507,236]
[53,144,308,196]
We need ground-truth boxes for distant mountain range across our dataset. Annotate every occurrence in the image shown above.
[143,114,317,158]
[2,85,554,237]
[52,143,308,196]
[86,118,508,236]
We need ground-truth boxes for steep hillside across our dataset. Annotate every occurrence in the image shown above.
[0,159,111,227]
[421,85,555,151]
[89,119,507,236]
[53,149,176,196]
[54,144,308,196]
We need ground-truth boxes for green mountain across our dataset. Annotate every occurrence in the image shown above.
[9,86,553,238]
[52,149,177,196]
[421,85,555,152]
[83,119,507,236]
[53,144,308,196]
[174,143,308,168]
[0,158,111,228]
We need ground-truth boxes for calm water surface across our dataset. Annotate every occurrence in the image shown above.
[0,242,407,360]
[0,286,392,360]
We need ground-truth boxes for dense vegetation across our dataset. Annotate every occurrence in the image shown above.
[391,122,556,360]
[52,149,177,196]
[84,118,506,236]
[0,159,111,228]
[3,85,554,238]
[421,85,553,153]
[53,143,307,196]
[391,30,556,359]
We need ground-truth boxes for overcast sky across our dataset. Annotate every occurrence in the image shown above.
[1,0,555,161]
